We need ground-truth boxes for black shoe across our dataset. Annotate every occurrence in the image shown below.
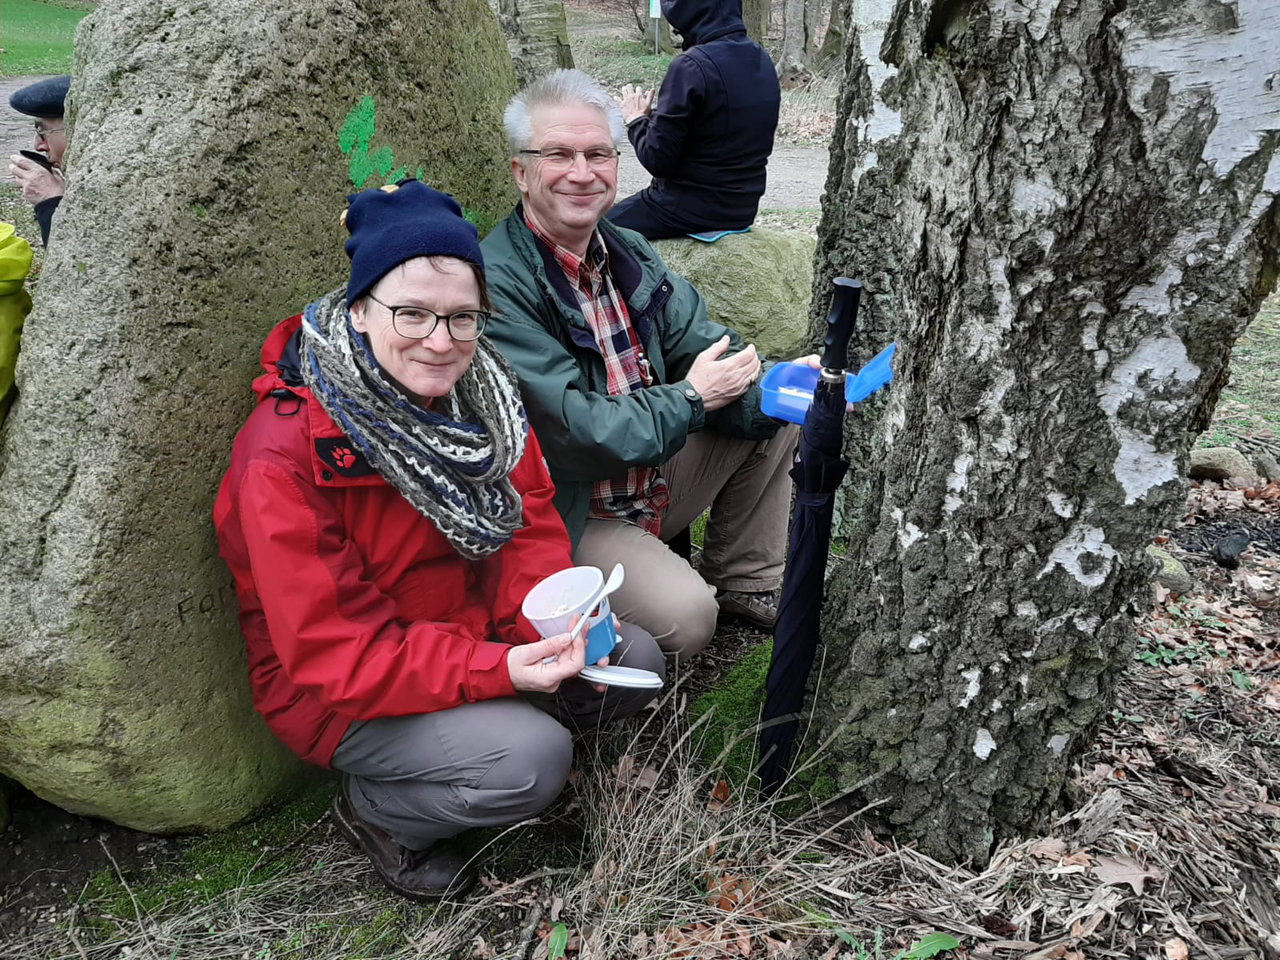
[716,588,780,630]
[330,789,478,902]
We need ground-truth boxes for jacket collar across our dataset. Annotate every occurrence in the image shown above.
[511,203,660,350]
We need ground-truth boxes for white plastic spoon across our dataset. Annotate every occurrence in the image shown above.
[543,563,626,662]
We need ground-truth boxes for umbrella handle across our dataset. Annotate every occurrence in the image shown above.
[820,278,863,380]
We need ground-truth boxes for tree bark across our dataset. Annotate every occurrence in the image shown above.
[778,0,814,81]
[743,0,771,44]
[810,0,1280,863]
[492,0,574,87]
[815,0,848,70]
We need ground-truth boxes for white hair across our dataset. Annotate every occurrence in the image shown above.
[503,69,625,154]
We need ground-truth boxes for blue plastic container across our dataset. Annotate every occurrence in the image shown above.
[760,342,897,424]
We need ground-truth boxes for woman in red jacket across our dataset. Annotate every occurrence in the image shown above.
[214,181,664,902]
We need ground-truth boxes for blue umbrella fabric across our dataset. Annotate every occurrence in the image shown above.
[757,371,850,795]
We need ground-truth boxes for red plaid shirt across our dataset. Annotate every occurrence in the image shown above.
[526,215,669,534]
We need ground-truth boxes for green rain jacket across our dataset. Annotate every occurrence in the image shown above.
[481,206,779,547]
[0,224,34,423]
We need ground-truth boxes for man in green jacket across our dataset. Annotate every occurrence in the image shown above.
[481,69,803,660]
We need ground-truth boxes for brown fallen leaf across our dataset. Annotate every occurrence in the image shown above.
[1029,838,1067,860]
[1094,854,1164,894]
[709,779,732,812]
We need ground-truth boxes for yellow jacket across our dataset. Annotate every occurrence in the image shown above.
[0,223,34,422]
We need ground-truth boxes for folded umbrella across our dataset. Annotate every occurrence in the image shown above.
[758,278,892,795]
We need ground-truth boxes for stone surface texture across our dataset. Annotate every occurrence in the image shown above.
[1145,545,1194,595]
[1252,451,1280,482]
[1189,447,1262,485]
[0,0,517,831]
[652,229,816,361]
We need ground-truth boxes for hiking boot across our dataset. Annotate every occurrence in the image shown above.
[716,587,780,630]
[330,788,477,902]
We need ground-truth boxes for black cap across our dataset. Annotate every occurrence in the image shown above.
[9,76,71,120]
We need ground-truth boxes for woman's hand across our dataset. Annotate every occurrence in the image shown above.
[507,625,589,693]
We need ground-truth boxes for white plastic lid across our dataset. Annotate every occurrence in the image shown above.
[579,665,664,689]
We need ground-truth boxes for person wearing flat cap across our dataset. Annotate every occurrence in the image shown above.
[7,75,71,247]
[214,180,664,903]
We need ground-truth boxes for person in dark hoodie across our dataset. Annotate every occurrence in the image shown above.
[607,0,780,239]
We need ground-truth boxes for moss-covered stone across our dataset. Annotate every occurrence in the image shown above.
[1146,545,1194,594]
[652,229,816,360]
[0,0,517,831]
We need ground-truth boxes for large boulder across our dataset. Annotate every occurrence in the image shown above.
[0,0,517,831]
[653,229,816,360]
[1188,446,1261,485]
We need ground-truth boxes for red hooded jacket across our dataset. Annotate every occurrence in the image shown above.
[213,315,573,766]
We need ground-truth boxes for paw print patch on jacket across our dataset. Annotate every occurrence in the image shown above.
[314,438,376,478]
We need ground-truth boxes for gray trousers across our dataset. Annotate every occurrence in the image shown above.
[574,424,799,659]
[331,623,664,851]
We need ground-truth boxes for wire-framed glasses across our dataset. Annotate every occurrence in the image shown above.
[518,146,620,169]
[366,292,490,342]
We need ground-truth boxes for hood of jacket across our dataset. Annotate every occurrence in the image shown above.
[660,0,747,46]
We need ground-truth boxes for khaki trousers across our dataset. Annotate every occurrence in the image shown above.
[573,423,799,659]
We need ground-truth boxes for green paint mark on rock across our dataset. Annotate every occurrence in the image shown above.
[338,96,496,233]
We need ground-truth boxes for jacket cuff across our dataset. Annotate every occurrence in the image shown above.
[672,379,706,432]
[467,640,517,701]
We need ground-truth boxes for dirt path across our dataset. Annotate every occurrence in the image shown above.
[617,142,828,211]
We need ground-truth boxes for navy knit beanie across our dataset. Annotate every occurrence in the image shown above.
[343,180,483,305]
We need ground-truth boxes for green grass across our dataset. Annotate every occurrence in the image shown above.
[0,0,95,76]
[1201,296,1280,443]
[692,639,771,785]
[572,35,674,90]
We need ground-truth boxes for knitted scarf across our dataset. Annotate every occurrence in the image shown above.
[299,288,527,560]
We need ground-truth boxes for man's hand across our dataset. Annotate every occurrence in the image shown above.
[8,155,64,205]
[620,84,655,124]
[507,626,589,693]
[686,335,762,412]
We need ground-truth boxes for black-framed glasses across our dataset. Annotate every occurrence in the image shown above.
[366,292,490,342]
[518,146,620,169]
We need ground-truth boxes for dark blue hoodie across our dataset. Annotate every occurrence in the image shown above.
[613,0,781,235]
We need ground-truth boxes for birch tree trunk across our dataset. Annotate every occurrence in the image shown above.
[492,0,573,87]
[810,0,1280,863]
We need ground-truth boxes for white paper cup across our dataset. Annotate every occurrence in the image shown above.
[522,566,618,662]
